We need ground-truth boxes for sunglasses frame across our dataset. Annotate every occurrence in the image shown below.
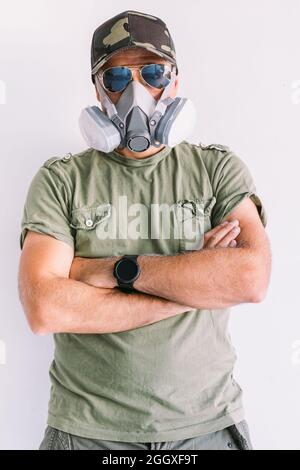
[97,63,175,93]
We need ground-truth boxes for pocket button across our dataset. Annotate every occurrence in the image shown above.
[85,218,94,228]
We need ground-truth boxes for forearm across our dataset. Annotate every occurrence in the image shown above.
[70,247,257,310]
[31,276,192,335]
[135,245,264,309]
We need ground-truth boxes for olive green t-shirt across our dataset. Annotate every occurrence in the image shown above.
[20,141,267,442]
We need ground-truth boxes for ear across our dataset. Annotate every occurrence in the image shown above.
[95,86,100,101]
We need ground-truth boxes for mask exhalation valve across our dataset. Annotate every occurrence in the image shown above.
[127,133,150,152]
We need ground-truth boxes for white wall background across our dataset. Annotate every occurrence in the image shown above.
[0,0,299,450]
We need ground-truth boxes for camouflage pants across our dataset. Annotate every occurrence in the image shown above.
[39,420,253,450]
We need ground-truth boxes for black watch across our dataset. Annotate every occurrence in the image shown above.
[113,255,141,293]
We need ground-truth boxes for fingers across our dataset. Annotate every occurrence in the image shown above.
[203,220,232,238]
[204,220,240,249]
[217,225,241,247]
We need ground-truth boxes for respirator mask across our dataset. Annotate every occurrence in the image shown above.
[79,63,197,153]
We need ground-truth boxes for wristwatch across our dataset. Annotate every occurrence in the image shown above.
[113,255,141,293]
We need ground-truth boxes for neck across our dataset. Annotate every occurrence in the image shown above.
[115,144,166,159]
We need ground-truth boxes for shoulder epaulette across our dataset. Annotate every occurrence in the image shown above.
[199,143,230,152]
[43,153,73,168]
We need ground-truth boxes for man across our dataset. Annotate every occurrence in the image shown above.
[18,10,271,451]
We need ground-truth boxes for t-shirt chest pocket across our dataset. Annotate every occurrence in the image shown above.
[174,197,216,252]
[70,203,115,257]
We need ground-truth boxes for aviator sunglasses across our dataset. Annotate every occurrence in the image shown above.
[98,63,175,93]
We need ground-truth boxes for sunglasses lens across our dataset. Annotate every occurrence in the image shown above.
[102,67,131,92]
[141,64,172,89]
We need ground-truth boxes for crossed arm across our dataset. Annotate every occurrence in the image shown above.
[18,197,271,335]
[70,197,271,307]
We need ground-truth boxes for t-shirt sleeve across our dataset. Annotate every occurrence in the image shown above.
[20,165,74,250]
[210,150,267,228]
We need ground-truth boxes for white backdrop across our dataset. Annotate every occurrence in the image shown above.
[0,0,299,450]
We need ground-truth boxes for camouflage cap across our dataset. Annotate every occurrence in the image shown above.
[91,10,178,84]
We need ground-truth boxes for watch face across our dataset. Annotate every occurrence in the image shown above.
[116,259,139,283]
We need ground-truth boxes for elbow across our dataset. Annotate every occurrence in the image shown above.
[249,285,268,303]
[244,266,270,304]
[19,273,60,336]
[244,247,272,304]
[27,307,52,336]
[30,322,50,336]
